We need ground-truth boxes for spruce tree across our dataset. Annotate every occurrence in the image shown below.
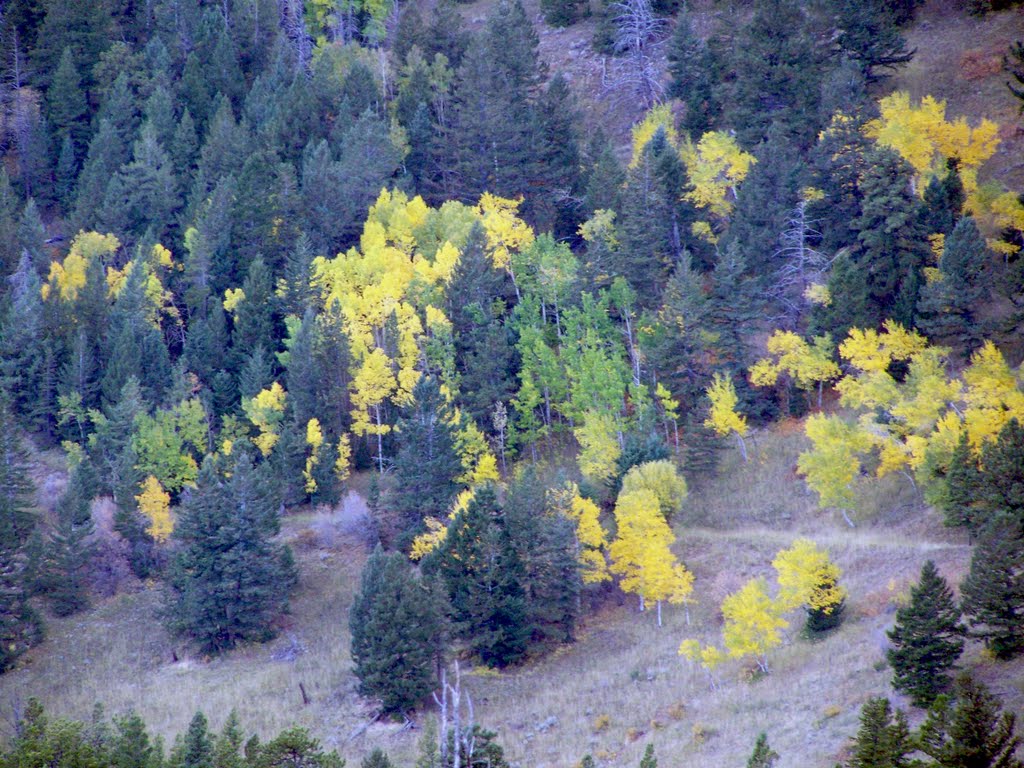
[638,744,657,768]
[46,47,89,157]
[666,8,720,137]
[746,733,778,768]
[886,560,965,707]
[978,418,1024,528]
[388,377,462,548]
[940,433,984,532]
[0,404,44,672]
[849,698,914,768]
[917,675,1023,768]
[917,217,991,350]
[42,462,96,617]
[167,454,297,653]
[835,0,914,82]
[349,546,445,714]
[438,485,530,667]
[960,521,1024,659]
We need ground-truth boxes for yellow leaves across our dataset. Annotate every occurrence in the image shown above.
[680,131,756,219]
[678,639,727,671]
[579,209,619,249]
[549,482,610,584]
[410,516,449,561]
[630,104,679,167]
[243,382,287,456]
[303,418,324,494]
[962,341,1024,449]
[609,489,693,609]
[351,349,397,437]
[798,413,873,509]
[136,475,173,542]
[335,433,352,485]
[655,383,679,421]
[477,192,535,272]
[704,373,746,438]
[620,460,687,520]
[838,321,926,373]
[44,231,120,302]
[223,287,246,313]
[750,331,840,392]
[574,410,622,485]
[803,283,831,306]
[720,577,787,666]
[772,539,845,614]
[864,92,999,207]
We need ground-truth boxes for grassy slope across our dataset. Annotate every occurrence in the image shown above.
[5,427,1021,768]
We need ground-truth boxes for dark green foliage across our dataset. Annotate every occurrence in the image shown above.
[535,75,585,239]
[666,9,720,137]
[805,573,845,634]
[639,744,657,768]
[41,462,96,617]
[582,129,625,217]
[723,0,823,149]
[541,0,588,27]
[917,217,991,349]
[835,0,914,82]
[0,255,48,428]
[171,712,213,768]
[387,377,462,548]
[1009,41,1024,111]
[360,749,393,768]
[917,675,1023,768]
[349,546,444,713]
[849,697,914,768]
[0,404,44,672]
[960,521,1024,659]
[977,418,1024,528]
[166,454,297,654]
[248,728,343,768]
[939,434,984,531]
[886,560,965,708]
[921,165,966,237]
[46,47,89,157]
[438,485,530,667]
[746,733,778,768]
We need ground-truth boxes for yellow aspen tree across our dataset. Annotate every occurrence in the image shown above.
[678,638,728,689]
[575,409,622,485]
[620,460,687,521]
[705,373,748,461]
[42,231,120,302]
[609,489,694,626]
[409,488,476,560]
[749,331,840,408]
[350,348,397,473]
[335,433,352,487]
[242,382,287,457]
[864,92,999,207]
[772,538,846,615]
[656,383,681,452]
[630,104,679,167]
[135,475,173,542]
[721,577,788,673]
[547,482,610,585]
[797,413,874,525]
[303,418,324,494]
[680,131,756,219]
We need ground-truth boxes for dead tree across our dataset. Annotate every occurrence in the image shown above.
[770,195,833,328]
[602,0,665,108]
[432,661,476,768]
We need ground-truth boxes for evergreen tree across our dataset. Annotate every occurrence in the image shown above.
[917,675,1023,768]
[535,75,584,239]
[960,521,1024,659]
[917,217,991,350]
[978,418,1024,528]
[171,711,214,768]
[104,122,179,244]
[388,377,462,548]
[349,546,445,713]
[921,164,966,237]
[835,0,914,82]
[72,118,130,233]
[849,697,914,768]
[886,560,965,707]
[638,744,657,768]
[46,47,89,157]
[541,0,588,25]
[666,8,720,137]
[438,485,530,667]
[42,462,96,617]
[167,454,297,653]
[0,404,44,672]
[746,733,778,768]
[939,433,984,532]
[0,254,47,426]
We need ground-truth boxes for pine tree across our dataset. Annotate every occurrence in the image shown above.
[960,521,1024,659]
[917,217,991,350]
[0,404,44,672]
[666,8,720,137]
[349,546,445,713]
[917,675,1023,768]
[388,377,462,548]
[886,560,965,707]
[978,418,1024,528]
[746,733,778,768]
[46,47,89,157]
[171,712,214,768]
[42,462,96,617]
[849,697,914,768]
[438,485,530,667]
[835,0,915,82]
[638,744,656,768]
[167,454,297,653]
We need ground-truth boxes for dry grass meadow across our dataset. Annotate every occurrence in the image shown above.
[5,426,1021,768]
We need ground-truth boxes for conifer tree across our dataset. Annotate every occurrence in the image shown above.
[746,733,778,768]
[0,404,43,672]
[978,418,1024,528]
[960,521,1024,659]
[886,560,965,707]
[638,744,656,768]
[917,675,1023,768]
[388,377,462,548]
[438,485,530,667]
[42,462,96,617]
[666,8,720,137]
[849,698,914,768]
[46,47,89,157]
[835,0,915,82]
[350,546,445,713]
[167,454,297,653]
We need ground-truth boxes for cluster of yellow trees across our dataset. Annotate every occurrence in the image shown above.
[679,538,845,679]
